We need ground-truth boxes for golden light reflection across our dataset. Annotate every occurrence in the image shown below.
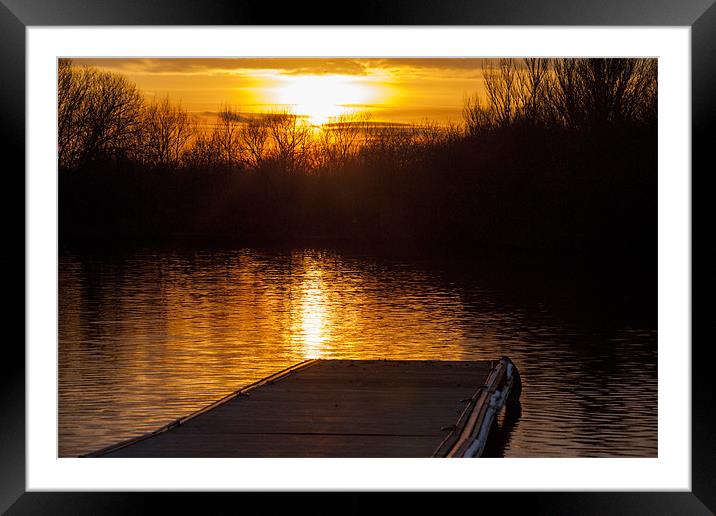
[271,74,377,125]
[293,266,331,358]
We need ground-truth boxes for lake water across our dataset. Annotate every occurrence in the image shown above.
[58,247,657,457]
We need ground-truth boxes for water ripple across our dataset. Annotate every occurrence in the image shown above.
[59,248,657,457]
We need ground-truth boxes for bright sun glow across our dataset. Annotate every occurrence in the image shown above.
[272,75,374,125]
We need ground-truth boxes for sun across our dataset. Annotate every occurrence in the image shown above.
[272,74,375,125]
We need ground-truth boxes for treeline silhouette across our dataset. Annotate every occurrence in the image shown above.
[59,58,656,269]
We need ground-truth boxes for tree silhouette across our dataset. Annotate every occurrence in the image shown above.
[316,112,366,171]
[483,58,518,128]
[517,58,550,126]
[212,105,243,168]
[265,111,313,173]
[549,58,657,131]
[463,58,657,134]
[140,95,195,168]
[239,114,270,169]
[58,59,144,169]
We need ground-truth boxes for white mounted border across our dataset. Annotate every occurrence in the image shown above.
[27,26,690,491]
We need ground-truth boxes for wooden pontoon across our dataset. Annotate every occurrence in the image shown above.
[86,357,520,458]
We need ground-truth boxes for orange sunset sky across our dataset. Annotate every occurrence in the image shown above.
[70,58,490,125]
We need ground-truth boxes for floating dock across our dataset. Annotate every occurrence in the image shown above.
[87,357,520,458]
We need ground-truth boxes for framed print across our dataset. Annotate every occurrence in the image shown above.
[3,0,709,513]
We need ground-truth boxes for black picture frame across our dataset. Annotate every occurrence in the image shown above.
[2,1,708,513]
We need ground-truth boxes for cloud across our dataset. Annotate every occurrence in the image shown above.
[68,58,373,76]
[67,57,495,78]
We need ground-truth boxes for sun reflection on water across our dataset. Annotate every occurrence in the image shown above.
[293,265,330,358]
